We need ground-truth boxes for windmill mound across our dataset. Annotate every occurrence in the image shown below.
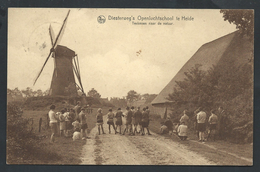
[22,96,102,111]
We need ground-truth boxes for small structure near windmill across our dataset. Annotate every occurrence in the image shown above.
[33,10,85,97]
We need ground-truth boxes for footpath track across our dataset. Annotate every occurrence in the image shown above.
[80,116,215,165]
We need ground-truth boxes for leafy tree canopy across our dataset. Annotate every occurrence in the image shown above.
[126,90,139,103]
[220,9,254,42]
[87,88,101,98]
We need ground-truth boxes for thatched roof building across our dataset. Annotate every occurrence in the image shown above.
[151,31,252,117]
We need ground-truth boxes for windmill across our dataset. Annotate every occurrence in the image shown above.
[33,10,85,97]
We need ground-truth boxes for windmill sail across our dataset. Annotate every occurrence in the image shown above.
[49,24,56,46]
[33,10,70,86]
[72,55,85,94]
[55,11,69,48]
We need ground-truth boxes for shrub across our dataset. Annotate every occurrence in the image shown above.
[167,62,253,143]
[6,102,61,164]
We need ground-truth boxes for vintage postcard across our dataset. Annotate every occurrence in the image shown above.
[7,8,253,165]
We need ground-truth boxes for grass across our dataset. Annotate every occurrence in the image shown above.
[16,107,109,164]
[149,114,253,165]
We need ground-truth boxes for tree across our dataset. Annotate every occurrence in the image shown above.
[126,90,139,105]
[22,87,34,98]
[168,64,213,111]
[220,9,254,42]
[43,89,50,96]
[87,88,101,98]
[110,97,127,107]
[36,89,43,97]
[7,87,23,98]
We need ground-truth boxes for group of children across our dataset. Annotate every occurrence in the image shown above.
[95,106,152,136]
[48,101,153,143]
[48,100,220,144]
[160,108,219,142]
[48,105,78,143]
[48,102,91,143]
[160,117,188,141]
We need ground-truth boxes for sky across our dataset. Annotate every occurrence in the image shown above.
[8,8,237,98]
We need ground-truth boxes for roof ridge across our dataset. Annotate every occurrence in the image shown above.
[151,31,238,105]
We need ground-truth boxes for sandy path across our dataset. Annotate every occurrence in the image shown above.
[80,116,215,165]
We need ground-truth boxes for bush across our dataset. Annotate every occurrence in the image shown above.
[6,102,61,164]
[167,62,253,143]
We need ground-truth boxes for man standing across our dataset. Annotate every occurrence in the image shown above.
[180,110,189,126]
[196,107,207,142]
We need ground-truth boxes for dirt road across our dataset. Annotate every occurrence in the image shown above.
[80,117,215,165]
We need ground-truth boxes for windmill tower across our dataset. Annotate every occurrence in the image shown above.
[34,10,85,97]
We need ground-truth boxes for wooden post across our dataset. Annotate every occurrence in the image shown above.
[46,113,50,129]
[39,118,42,132]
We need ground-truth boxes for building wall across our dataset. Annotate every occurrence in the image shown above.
[151,103,173,119]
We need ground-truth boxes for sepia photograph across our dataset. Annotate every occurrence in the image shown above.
[7,8,253,165]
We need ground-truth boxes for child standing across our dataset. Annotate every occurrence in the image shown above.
[208,109,218,141]
[48,105,58,143]
[79,107,89,140]
[64,108,70,137]
[115,108,123,134]
[59,109,66,137]
[123,107,133,135]
[96,108,105,135]
[107,108,117,134]
[141,107,151,135]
